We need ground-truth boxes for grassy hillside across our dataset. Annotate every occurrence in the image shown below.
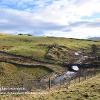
[0,34,100,62]
[0,73,100,100]
[39,74,100,100]
[0,62,52,86]
[0,33,100,88]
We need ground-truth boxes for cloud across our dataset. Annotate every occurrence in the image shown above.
[68,21,100,27]
[0,0,100,38]
[0,8,66,34]
[44,20,100,39]
[44,26,100,39]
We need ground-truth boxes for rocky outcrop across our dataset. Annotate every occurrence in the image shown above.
[45,44,75,62]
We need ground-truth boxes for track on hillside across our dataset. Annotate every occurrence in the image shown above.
[0,51,65,73]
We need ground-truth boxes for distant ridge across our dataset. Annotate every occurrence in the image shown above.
[88,37,100,41]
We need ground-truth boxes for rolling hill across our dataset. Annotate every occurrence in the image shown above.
[0,33,100,87]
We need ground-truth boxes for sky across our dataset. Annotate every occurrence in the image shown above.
[0,0,100,39]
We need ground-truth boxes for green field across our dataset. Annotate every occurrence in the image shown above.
[0,34,100,61]
[0,33,100,89]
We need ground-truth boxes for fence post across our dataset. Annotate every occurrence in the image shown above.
[74,77,76,84]
[0,81,1,87]
[85,69,87,80]
[49,77,51,90]
[68,79,71,87]
[93,68,96,76]
[85,73,86,80]
[66,82,68,89]
[78,72,81,83]
[59,79,61,89]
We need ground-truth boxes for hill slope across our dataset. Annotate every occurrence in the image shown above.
[0,74,100,100]
[0,33,100,87]
[0,34,100,62]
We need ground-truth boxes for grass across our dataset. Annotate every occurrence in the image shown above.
[0,34,100,61]
[45,74,100,100]
[0,62,52,86]
[0,33,100,99]
[0,73,100,100]
[0,33,100,82]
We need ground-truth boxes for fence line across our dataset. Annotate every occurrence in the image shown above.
[0,68,100,93]
[24,69,99,91]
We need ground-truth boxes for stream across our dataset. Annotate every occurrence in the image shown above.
[52,66,79,85]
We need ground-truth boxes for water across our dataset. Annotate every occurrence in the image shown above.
[52,71,77,84]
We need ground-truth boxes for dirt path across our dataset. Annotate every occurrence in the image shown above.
[0,51,64,73]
